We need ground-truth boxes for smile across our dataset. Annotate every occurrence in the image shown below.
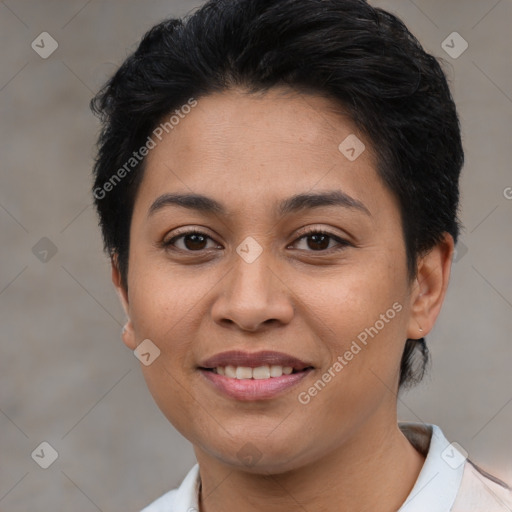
[208,365,296,379]
[198,350,314,400]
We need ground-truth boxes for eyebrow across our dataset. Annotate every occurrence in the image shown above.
[147,190,371,218]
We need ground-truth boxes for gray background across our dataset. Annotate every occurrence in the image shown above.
[0,0,511,510]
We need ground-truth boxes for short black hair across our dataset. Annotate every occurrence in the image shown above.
[90,0,464,390]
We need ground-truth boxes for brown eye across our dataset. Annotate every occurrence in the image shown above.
[292,230,350,252]
[181,233,208,250]
[163,230,220,252]
[305,233,330,251]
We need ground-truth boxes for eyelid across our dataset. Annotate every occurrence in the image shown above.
[162,225,352,252]
[293,225,351,243]
[164,225,216,242]
[161,226,221,253]
[294,224,346,239]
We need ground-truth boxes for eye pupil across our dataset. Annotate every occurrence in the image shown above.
[185,233,207,250]
[308,233,330,251]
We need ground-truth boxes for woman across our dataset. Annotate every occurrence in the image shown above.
[90,0,512,510]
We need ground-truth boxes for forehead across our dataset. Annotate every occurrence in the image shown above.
[133,87,392,220]
[155,87,371,165]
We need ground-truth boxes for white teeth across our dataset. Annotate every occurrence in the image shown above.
[252,366,270,379]
[225,365,237,378]
[235,366,253,379]
[213,365,295,379]
[270,365,283,377]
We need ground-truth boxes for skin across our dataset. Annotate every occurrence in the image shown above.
[113,87,454,512]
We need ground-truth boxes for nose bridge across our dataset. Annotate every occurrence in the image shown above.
[229,246,275,308]
[211,243,294,330]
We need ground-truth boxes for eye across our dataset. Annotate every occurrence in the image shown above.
[162,229,221,252]
[161,227,351,254]
[290,228,351,252]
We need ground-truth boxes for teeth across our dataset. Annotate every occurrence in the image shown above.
[253,366,270,379]
[235,366,253,379]
[270,365,282,377]
[225,365,237,378]
[213,365,295,379]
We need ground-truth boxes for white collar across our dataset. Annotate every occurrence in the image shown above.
[397,423,465,512]
[142,423,468,511]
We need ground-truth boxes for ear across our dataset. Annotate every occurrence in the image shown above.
[406,233,454,340]
[111,254,137,350]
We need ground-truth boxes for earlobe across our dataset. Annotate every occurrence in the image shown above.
[407,233,454,340]
[121,320,137,350]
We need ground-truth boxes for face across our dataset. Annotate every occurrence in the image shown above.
[115,87,448,473]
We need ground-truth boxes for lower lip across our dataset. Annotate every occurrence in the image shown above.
[199,369,313,401]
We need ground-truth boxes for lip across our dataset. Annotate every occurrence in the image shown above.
[198,350,313,371]
[198,350,314,401]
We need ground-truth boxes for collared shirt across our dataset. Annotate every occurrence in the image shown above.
[141,423,512,511]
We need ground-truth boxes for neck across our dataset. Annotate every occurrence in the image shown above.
[195,417,426,512]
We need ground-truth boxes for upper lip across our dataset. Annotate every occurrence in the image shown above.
[199,350,313,371]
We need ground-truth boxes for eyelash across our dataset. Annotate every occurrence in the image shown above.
[161,227,351,254]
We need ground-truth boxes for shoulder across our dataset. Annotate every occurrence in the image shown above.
[452,460,512,511]
[141,464,200,512]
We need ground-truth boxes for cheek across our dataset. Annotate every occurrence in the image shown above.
[126,260,218,432]
[128,255,207,340]
[299,259,407,335]
[298,260,409,388]
[140,364,199,440]
[294,302,407,442]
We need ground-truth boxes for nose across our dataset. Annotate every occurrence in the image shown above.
[210,252,295,332]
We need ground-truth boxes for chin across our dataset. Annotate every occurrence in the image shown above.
[198,431,316,475]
